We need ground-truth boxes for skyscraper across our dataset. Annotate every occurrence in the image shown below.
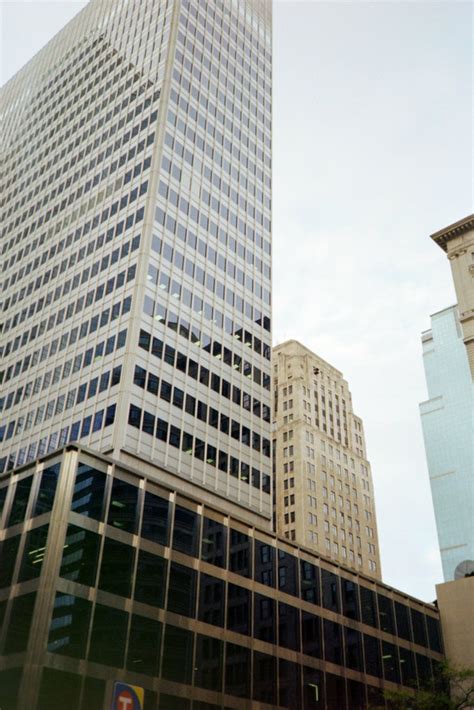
[273,341,381,579]
[0,0,272,526]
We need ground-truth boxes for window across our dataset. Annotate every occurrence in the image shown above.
[47,593,92,659]
[162,625,194,684]
[172,505,200,557]
[134,550,167,608]
[126,614,161,677]
[167,563,197,618]
[59,525,101,587]
[33,463,60,516]
[71,464,106,521]
[107,478,138,534]
[141,491,169,546]
[89,603,128,668]
[194,634,223,692]
[98,538,135,598]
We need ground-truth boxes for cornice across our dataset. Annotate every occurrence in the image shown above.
[430,214,474,252]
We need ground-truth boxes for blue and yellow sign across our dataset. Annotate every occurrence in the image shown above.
[112,682,144,710]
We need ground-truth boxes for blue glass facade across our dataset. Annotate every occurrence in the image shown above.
[420,306,474,581]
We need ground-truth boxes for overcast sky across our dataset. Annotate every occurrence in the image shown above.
[2,0,472,602]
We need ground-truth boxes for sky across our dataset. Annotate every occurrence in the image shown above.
[1,0,472,602]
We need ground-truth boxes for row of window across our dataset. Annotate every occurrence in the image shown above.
[0,329,126,415]
[137,329,270,423]
[133,364,270,456]
[0,365,121,444]
[128,403,270,490]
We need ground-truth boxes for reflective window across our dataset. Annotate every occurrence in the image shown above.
[59,525,101,587]
[194,634,223,692]
[344,627,363,671]
[0,485,7,518]
[399,646,417,687]
[81,677,105,710]
[141,491,169,546]
[201,518,226,568]
[426,615,442,653]
[321,569,340,613]
[37,668,82,710]
[378,594,395,634]
[162,625,194,684]
[395,601,412,642]
[302,665,324,709]
[254,539,275,587]
[7,475,33,527]
[347,679,366,710]
[172,505,199,557]
[126,614,162,676]
[18,524,49,582]
[89,603,128,667]
[227,583,251,636]
[134,549,167,608]
[254,593,276,643]
[364,634,382,678]
[279,659,302,709]
[71,464,106,521]
[167,562,197,618]
[382,641,400,684]
[411,608,428,647]
[253,651,277,705]
[323,619,343,665]
[229,528,251,577]
[225,643,250,698]
[4,592,36,653]
[300,560,320,606]
[278,602,300,651]
[98,538,135,597]
[198,573,224,627]
[107,478,138,534]
[277,549,298,596]
[33,463,60,517]
[0,534,21,588]
[360,586,378,628]
[47,593,92,659]
[341,579,360,620]
[326,672,347,710]
[302,611,323,658]
[416,653,432,686]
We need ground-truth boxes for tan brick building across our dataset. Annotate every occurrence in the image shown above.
[273,340,381,580]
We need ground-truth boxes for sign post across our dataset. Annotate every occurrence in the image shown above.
[111,682,144,710]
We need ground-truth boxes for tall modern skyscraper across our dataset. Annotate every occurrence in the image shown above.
[273,341,381,579]
[0,0,272,526]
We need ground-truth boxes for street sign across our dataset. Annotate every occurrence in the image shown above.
[111,682,144,710]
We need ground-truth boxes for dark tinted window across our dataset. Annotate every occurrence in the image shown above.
[360,586,378,628]
[59,525,101,587]
[426,615,442,653]
[323,619,343,665]
[0,486,7,518]
[134,549,167,608]
[18,524,49,582]
[81,677,105,710]
[89,603,128,667]
[201,517,226,568]
[341,579,360,620]
[107,479,138,533]
[229,528,251,577]
[321,569,340,613]
[71,464,106,520]
[37,668,81,710]
[167,562,197,618]
[326,672,346,710]
[4,592,36,653]
[382,641,400,683]
[300,560,320,606]
[395,601,412,641]
[7,476,33,527]
[194,634,223,692]
[33,464,60,516]
[416,654,432,687]
[254,593,276,643]
[198,573,225,627]
[364,634,382,678]
[399,646,417,687]
[0,534,21,588]
[227,583,251,636]
[141,491,169,545]
[47,593,91,659]
[254,539,275,587]
[378,594,395,634]
[253,652,277,705]
[302,610,323,658]
[0,668,23,710]
[411,608,428,647]
[126,614,162,676]
[280,659,302,709]
[162,625,194,684]
[225,643,250,698]
[98,538,135,597]
[278,602,300,651]
[348,679,366,710]
[302,665,324,710]
[344,627,363,671]
[277,549,298,596]
[172,505,199,556]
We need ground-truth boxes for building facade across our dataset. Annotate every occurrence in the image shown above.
[273,341,381,580]
[0,446,444,710]
[0,0,273,526]
[420,310,474,582]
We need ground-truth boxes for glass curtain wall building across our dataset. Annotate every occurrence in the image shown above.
[420,306,474,581]
[0,446,444,710]
[0,0,272,525]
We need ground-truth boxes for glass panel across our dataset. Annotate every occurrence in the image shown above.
[98,538,135,597]
[364,634,382,678]
[201,518,226,568]
[126,614,162,676]
[279,659,302,709]
[47,593,92,659]
[0,668,23,710]
[81,677,105,710]
[323,619,343,665]
[227,583,251,636]
[162,625,194,684]
[341,579,360,620]
[172,505,200,556]
[399,646,417,687]
[278,602,300,651]
[89,603,128,667]
[18,524,49,582]
[7,476,33,526]
[0,534,21,588]
[253,651,277,705]
[71,464,106,521]
[254,539,275,587]
[325,673,346,710]
[198,573,224,627]
[0,485,8,518]
[347,680,366,710]
[321,569,340,613]
[394,601,412,641]
[416,654,432,687]
[194,634,223,692]
[4,592,36,653]
[378,594,395,634]
[229,528,251,577]
[411,608,428,647]
[225,642,250,698]
[33,463,60,516]
[382,641,400,683]
[360,586,378,628]
[302,611,323,658]
[254,593,276,643]
[277,549,298,596]
[303,665,324,709]
[300,560,320,606]
[107,478,138,534]
[344,627,363,671]
[158,695,190,710]
[141,491,169,545]
[59,524,101,587]
[426,615,442,653]
[134,549,167,607]
[37,668,81,710]
[167,562,197,618]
